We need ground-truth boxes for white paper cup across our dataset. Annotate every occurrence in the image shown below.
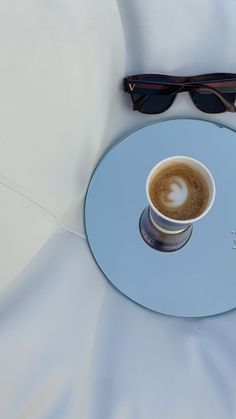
[146,156,216,234]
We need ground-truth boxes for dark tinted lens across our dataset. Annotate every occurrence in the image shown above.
[190,90,236,113]
[132,92,175,114]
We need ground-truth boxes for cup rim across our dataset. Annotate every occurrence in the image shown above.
[146,155,216,224]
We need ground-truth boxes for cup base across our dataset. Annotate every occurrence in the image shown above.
[139,207,193,252]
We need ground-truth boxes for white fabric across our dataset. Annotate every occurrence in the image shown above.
[0,0,236,417]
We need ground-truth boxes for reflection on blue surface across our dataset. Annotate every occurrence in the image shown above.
[139,207,193,252]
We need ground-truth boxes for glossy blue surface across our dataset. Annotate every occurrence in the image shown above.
[85,119,236,317]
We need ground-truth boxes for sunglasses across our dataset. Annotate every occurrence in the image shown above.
[124,73,236,114]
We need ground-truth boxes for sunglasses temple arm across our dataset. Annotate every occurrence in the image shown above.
[200,86,236,112]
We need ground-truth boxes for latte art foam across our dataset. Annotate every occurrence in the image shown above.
[149,162,210,221]
[162,176,188,208]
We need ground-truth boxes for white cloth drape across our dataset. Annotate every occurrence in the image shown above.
[0,1,236,417]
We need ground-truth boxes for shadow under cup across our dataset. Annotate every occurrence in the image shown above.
[139,156,216,252]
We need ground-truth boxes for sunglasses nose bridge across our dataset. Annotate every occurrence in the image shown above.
[180,84,194,93]
[173,84,190,94]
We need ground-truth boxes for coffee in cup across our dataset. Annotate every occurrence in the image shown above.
[148,160,210,221]
[140,156,216,251]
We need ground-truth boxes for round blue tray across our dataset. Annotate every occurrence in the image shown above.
[85,119,236,317]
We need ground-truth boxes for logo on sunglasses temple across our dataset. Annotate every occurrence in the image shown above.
[128,83,136,91]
